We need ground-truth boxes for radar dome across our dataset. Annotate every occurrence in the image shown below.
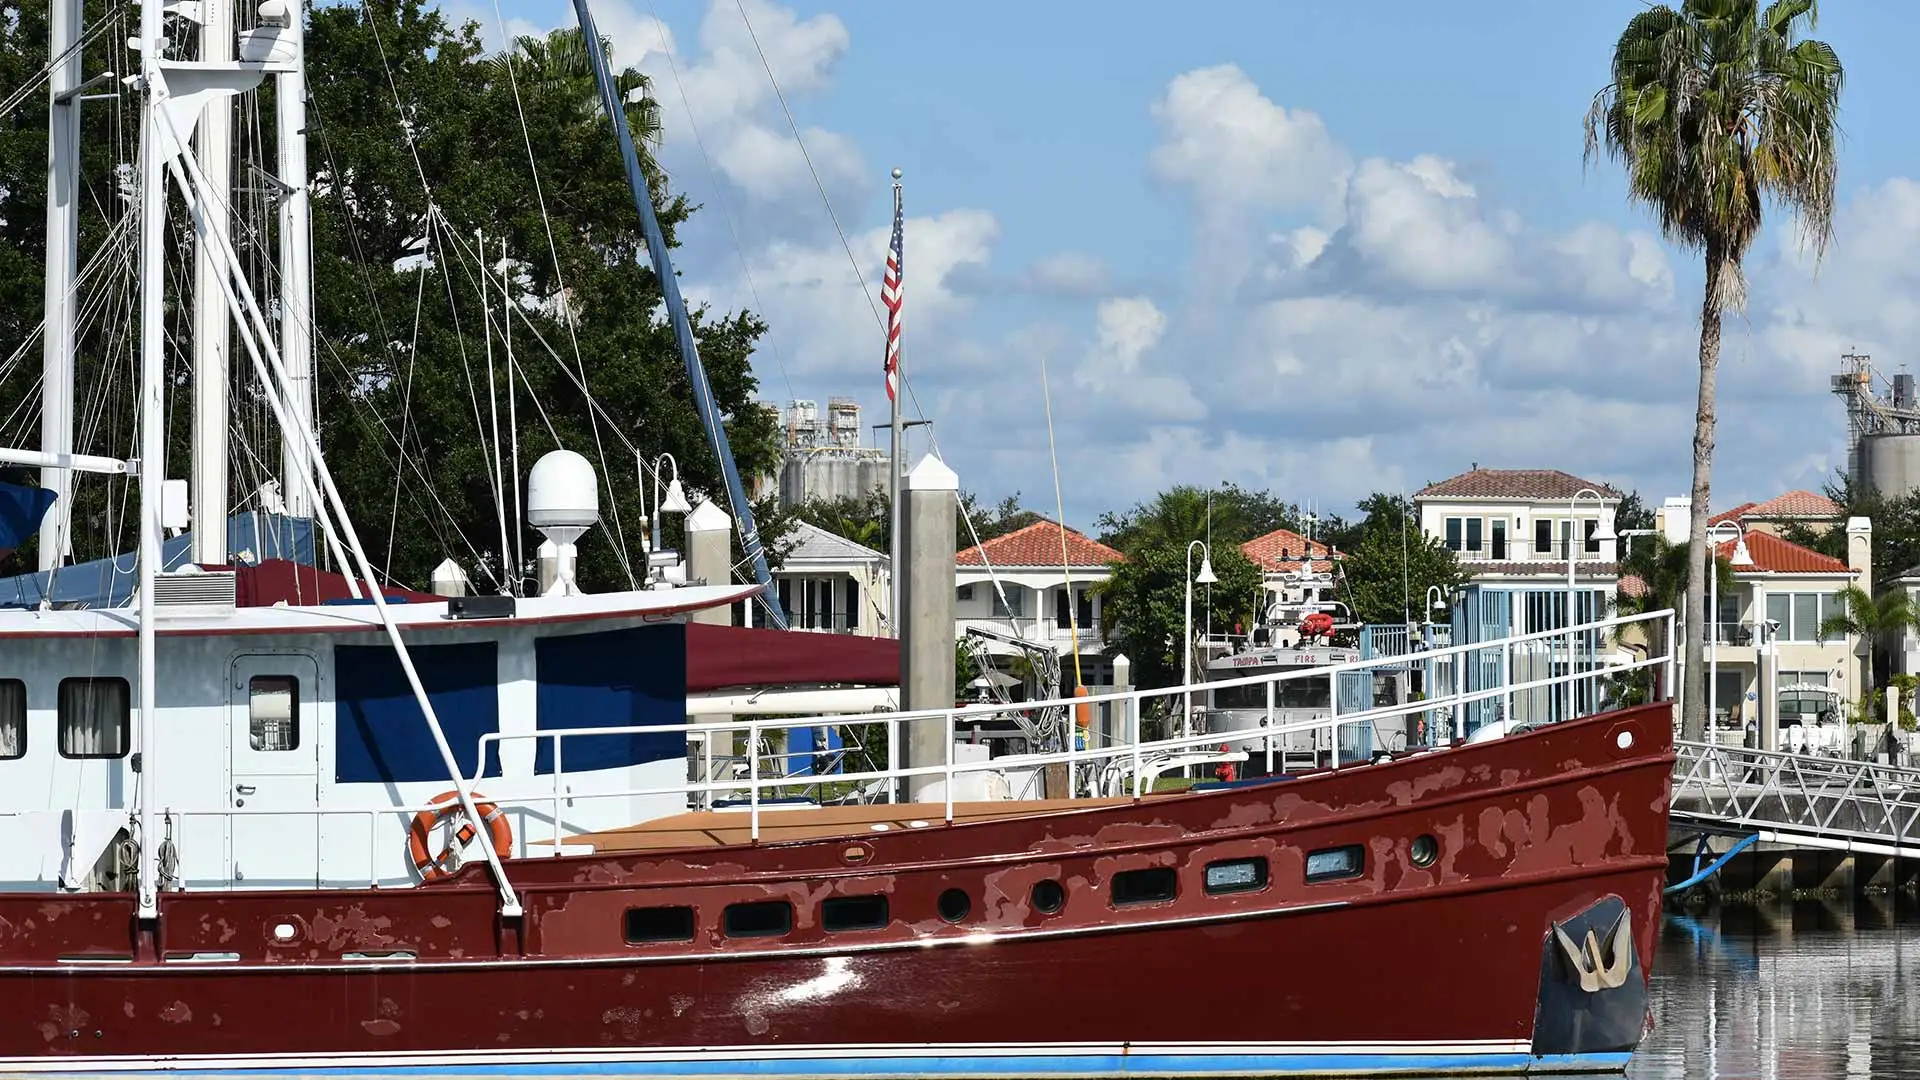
[527,450,599,530]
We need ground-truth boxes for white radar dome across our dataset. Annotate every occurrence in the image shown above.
[527,450,600,530]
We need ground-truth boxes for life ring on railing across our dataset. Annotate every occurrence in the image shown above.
[1299,612,1336,640]
[407,790,512,881]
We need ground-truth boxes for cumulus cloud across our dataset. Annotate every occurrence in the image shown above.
[1072,298,1205,423]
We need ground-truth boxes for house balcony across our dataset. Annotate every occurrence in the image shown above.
[959,616,1104,654]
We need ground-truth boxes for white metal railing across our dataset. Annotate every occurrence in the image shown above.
[127,609,1674,902]
[1671,739,1920,856]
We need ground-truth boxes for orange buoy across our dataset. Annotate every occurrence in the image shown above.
[407,790,512,881]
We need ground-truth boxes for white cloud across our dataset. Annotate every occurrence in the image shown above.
[1024,252,1112,297]
[1072,298,1204,422]
[1149,64,1350,223]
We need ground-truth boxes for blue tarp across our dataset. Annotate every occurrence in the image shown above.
[533,625,687,775]
[0,512,315,608]
[334,640,504,784]
[0,482,58,557]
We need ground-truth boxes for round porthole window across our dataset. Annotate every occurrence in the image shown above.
[1031,879,1065,915]
[1411,834,1439,869]
[937,888,971,924]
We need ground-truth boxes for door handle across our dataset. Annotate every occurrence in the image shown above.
[235,784,256,795]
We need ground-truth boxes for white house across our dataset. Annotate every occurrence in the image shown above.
[1414,467,1623,589]
[955,519,1124,690]
[741,520,890,636]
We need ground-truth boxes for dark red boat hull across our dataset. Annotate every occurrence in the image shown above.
[0,703,1674,1076]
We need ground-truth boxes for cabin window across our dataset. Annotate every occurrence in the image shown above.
[1110,867,1177,906]
[0,679,24,760]
[1304,844,1365,883]
[58,677,129,759]
[1031,879,1065,915]
[821,895,889,932]
[722,900,793,938]
[624,905,695,943]
[249,676,300,752]
[1204,857,1269,895]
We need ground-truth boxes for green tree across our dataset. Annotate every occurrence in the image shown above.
[1816,585,1920,720]
[958,491,1044,550]
[1096,541,1263,691]
[791,491,890,552]
[1585,0,1844,740]
[1097,483,1307,553]
[1333,494,1469,626]
[1615,490,1657,533]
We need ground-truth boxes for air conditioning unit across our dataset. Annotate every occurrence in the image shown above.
[151,569,237,615]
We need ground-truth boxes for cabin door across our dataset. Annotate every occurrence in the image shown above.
[227,653,321,887]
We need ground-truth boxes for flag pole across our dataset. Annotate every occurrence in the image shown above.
[886,168,904,639]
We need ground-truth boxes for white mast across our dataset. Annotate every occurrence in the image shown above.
[275,2,314,519]
[133,0,166,920]
[38,0,83,571]
[191,0,235,565]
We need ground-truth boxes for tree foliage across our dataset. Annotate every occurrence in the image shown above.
[1096,483,1308,553]
[1585,0,1844,740]
[1329,494,1470,626]
[0,0,784,593]
[1097,541,1263,691]
[790,488,1040,555]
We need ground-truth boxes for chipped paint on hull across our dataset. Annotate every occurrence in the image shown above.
[0,705,1675,1076]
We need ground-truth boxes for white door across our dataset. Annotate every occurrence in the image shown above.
[228,654,320,887]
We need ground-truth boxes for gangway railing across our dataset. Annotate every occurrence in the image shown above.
[1671,740,1920,858]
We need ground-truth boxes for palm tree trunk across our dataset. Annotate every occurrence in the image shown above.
[1681,243,1725,742]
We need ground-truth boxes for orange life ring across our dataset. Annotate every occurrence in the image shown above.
[407,790,511,881]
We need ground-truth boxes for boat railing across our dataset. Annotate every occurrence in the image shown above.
[114,608,1672,892]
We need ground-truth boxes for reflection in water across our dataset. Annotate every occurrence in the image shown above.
[1631,898,1920,1079]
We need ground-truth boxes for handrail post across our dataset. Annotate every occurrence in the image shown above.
[944,711,956,824]
[1328,680,1341,769]
[1065,702,1078,800]
[1265,680,1275,774]
[1453,646,1466,742]
[1130,697,1143,798]
[887,715,900,805]
[368,811,378,888]
[748,719,761,843]
[551,734,564,856]
[1501,639,1513,730]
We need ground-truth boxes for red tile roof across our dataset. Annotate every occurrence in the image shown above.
[956,520,1125,568]
[1717,531,1852,575]
[1463,561,1620,580]
[1618,574,1649,599]
[1240,528,1341,573]
[1747,490,1840,519]
[1708,502,1758,527]
[1416,468,1624,501]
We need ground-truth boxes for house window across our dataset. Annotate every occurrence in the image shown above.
[844,579,860,631]
[1491,520,1507,560]
[0,679,23,760]
[1077,588,1094,629]
[992,585,1025,618]
[1444,518,1463,552]
[1583,519,1601,554]
[58,677,129,759]
[1055,587,1071,628]
[1534,519,1552,554]
[249,676,300,751]
[1465,518,1483,553]
[1767,592,1845,643]
[956,584,974,602]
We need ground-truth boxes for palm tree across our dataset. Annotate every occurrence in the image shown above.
[1609,535,1733,705]
[1815,586,1920,724]
[1585,0,1844,740]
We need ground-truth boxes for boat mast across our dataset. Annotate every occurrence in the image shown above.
[565,0,787,627]
[190,0,235,566]
[38,0,82,572]
[132,0,167,919]
[276,9,314,521]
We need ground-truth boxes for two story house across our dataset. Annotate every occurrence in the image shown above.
[955,519,1124,691]
[741,520,890,636]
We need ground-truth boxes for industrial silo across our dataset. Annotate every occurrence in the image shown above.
[1860,433,1920,500]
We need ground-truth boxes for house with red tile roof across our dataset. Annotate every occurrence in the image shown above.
[1412,466,1623,588]
[955,520,1125,684]
[1687,489,1843,539]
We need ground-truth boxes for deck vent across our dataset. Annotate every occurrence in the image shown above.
[152,570,237,613]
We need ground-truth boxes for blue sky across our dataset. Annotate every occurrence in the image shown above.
[460,0,1920,529]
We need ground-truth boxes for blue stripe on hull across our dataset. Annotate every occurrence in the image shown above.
[39,1050,1636,1078]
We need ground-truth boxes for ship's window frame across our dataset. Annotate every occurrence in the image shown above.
[937,888,971,923]
[0,679,24,760]
[57,677,130,760]
[1110,866,1178,906]
[1203,857,1269,895]
[1304,844,1365,884]
[623,905,696,944]
[1031,878,1065,915]
[821,894,889,933]
[722,900,793,938]
[248,675,301,752]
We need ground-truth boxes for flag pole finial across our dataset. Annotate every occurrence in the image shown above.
[892,167,903,180]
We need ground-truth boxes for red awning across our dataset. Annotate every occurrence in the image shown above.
[685,623,899,691]
[230,559,444,607]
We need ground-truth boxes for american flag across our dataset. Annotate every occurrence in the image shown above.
[881,192,903,402]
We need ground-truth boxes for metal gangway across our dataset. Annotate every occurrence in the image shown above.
[1670,740,1920,858]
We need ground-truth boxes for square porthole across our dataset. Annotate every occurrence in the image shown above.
[723,901,793,938]
[1304,844,1365,883]
[624,906,695,944]
[1203,858,1269,895]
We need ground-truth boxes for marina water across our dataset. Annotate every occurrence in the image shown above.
[1628,899,1920,1079]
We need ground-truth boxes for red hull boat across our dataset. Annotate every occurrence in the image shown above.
[0,701,1672,1077]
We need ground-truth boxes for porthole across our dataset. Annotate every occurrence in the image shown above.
[937,888,971,923]
[1031,879,1065,915]
[1411,834,1439,869]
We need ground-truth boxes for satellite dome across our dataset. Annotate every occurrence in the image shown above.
[527,450,599,530]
